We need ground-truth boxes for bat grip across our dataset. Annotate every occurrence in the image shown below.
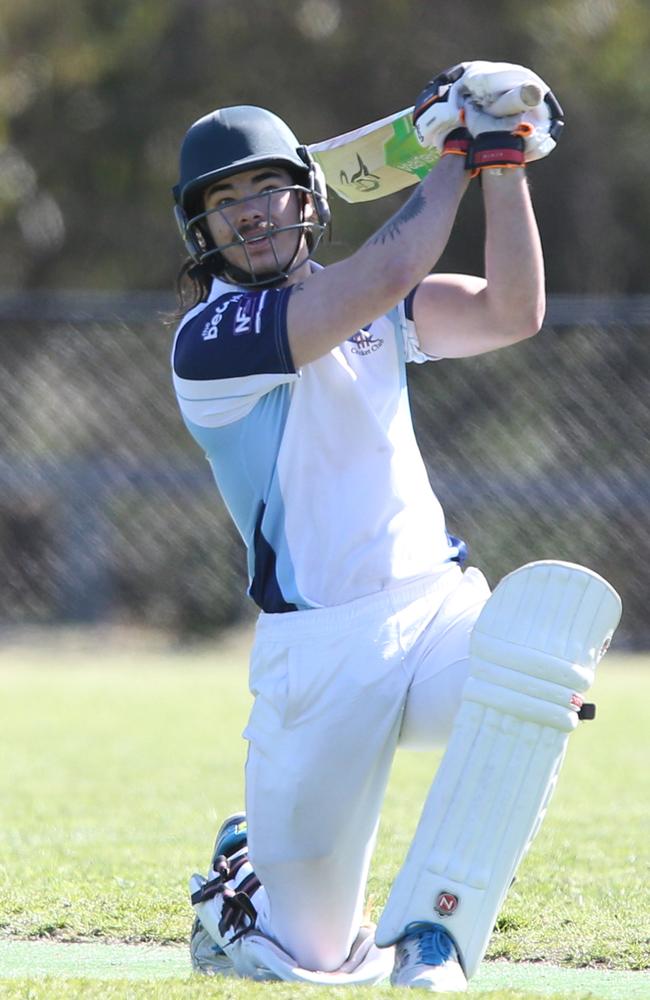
[483,83,544,117]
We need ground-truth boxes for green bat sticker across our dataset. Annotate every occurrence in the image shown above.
[309,108,440,204]
[384,116,439,180]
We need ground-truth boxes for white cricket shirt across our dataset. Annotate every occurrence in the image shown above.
[172,274,464,612]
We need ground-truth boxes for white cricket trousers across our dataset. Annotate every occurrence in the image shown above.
[242,565,490,972]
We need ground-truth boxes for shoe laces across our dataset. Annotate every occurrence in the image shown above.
[403,922,455,966]
[190,855,259,942]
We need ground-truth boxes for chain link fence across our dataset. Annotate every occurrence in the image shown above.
[0,292,648,646]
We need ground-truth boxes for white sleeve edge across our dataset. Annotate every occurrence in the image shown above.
[398,298,442,364]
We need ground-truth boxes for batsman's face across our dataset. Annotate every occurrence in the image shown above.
[202,166,307,278]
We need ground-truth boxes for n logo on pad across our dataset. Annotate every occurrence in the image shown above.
[434,891,459,916]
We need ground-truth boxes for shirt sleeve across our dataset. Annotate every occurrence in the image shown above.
[399,285,442,364]
[172,287,299,429]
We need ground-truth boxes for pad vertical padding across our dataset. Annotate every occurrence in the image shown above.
[375,562,621,978]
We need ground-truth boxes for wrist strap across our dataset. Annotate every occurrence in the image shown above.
[441,127,471,158]
[467,131,525,177]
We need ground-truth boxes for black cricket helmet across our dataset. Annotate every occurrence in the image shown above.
[173,105,330,287]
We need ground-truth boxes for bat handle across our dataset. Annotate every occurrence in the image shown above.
[483,83,544,117]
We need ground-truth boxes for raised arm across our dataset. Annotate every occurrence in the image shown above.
[286,155,471,367]
[410,168,545,359]
[287,60,561,367]
[392,61,563,360]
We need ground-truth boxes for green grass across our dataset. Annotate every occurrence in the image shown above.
[0,632,649,999]
[0,978,628,1000]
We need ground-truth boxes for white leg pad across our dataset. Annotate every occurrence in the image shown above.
[375,561,621,979]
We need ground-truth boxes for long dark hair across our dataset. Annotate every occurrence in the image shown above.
[174,257,214,318]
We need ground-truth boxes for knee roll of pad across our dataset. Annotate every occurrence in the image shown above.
[375,561,621,978]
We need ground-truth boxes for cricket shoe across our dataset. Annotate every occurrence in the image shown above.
[190,812,256,976]
[189,918,235,976]
[391,922,467,992]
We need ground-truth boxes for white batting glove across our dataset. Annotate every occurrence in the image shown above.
[458,60,564,168]
[463,98,560,164]
[459,68,564,173]
[458,61,549,110]
[412,63,470,152]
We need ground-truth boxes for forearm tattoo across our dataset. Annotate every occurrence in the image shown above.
[369,187,427,246]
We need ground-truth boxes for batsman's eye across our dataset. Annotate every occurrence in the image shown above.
[204,189,235,210]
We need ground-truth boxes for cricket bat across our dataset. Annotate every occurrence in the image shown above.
[308,83,544,204]
[308,107,433,205]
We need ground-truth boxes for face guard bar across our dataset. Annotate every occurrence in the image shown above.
[176,182,327,289]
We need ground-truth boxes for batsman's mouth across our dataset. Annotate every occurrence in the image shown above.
[247,233,274,247]
[239,233,274,254]
[241,224,277,243]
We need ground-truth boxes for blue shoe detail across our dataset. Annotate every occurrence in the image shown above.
[213,812,247,863]
[402,922,455,965]
[392,921,467,990]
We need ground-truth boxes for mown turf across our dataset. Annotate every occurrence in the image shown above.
[1,940,649,998]
[0,979,621,1000]
[0,632,648,991]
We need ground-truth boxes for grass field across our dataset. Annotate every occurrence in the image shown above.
[0,628,648,999]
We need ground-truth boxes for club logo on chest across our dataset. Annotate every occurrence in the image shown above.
[348,329,384,356]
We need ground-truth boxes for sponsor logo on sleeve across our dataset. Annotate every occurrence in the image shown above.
[234,297,255,335]
[201,294,243,341]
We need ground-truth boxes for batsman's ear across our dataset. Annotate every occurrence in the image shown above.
[297,145,331,226]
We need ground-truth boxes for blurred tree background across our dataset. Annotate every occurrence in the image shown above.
[1,0,649,294]
[0,0,648,644]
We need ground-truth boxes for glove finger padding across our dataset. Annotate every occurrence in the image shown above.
[459,61,549,108]
[459,61,564,165]
[413,60,564,168]
[412,62,469,151]
[463,102,524,138]
[464,95,562,163]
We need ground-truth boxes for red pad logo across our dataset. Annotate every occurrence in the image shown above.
[435,891,459,916]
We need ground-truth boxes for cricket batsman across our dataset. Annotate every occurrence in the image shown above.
[169,60,622,990]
